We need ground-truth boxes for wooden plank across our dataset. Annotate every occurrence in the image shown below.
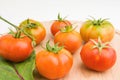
[34,21,120,80]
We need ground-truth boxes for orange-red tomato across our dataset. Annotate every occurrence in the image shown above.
[80,39,116,71]
[51,20,71,36]
[0,34,33,62]
[19,19,46,45]
[54,30,82,53]
[36,42,73,79]
[51,14,72,36]
[80,18,115,42]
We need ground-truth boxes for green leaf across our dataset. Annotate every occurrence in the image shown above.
[0,58,20,80]
[0,51,35,80]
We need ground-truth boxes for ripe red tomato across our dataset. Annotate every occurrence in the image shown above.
[80,38,116,71]
[19,19,46,45]
[54,26,82,53]
[80,18,115,42]
[36,41,73,79]
[51,14,72,36]
[0,34,33,62]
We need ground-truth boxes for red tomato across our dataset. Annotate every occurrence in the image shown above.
[19,19,46,45]
[36,41,73,79]
[80,18,115,42]
[54,26,82,53]
[80,38,116,71]
[51,14,72,36]
[0,34,33,62]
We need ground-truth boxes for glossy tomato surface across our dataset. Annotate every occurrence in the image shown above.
[36,48,73,79]
[54,31,82,53]
[80,39,116,71]
[0,34,33,62]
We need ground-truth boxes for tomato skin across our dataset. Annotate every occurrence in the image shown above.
[80,20,115,42]
[36,48,73,79]
[54,31,82,53]
[19,19,46,45]
[51,20,71,36]
[80,40,116,71]
[0,34,33,62]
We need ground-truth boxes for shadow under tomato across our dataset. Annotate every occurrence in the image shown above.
[78,63,103,78]
[33,68,48,80]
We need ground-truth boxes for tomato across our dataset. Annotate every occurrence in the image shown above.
[36,41,73,79]
[54,26,82,53]
[80,18,115,42]
[80,38,116,71]
[19,19,46,45]
[0,34,33,62]
[51,14,72,36]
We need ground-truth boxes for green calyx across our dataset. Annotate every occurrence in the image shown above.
[91,37,110,54]
[92,18,105,26]
[60,25,76,33]
[57,13,67,22]
[88,17,109,26]
[46,40,64,54]
[25,19,37,29]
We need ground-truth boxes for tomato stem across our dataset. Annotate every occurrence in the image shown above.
[0,16,19,30]
[57,13,67,22]
[21,27,36,46]
[0,16,24,38]
[58,13,63,21]
[0,16,36,46]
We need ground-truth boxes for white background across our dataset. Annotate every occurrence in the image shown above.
[0,0,120,34]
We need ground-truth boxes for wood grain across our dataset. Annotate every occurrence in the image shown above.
[34,21,120,80]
